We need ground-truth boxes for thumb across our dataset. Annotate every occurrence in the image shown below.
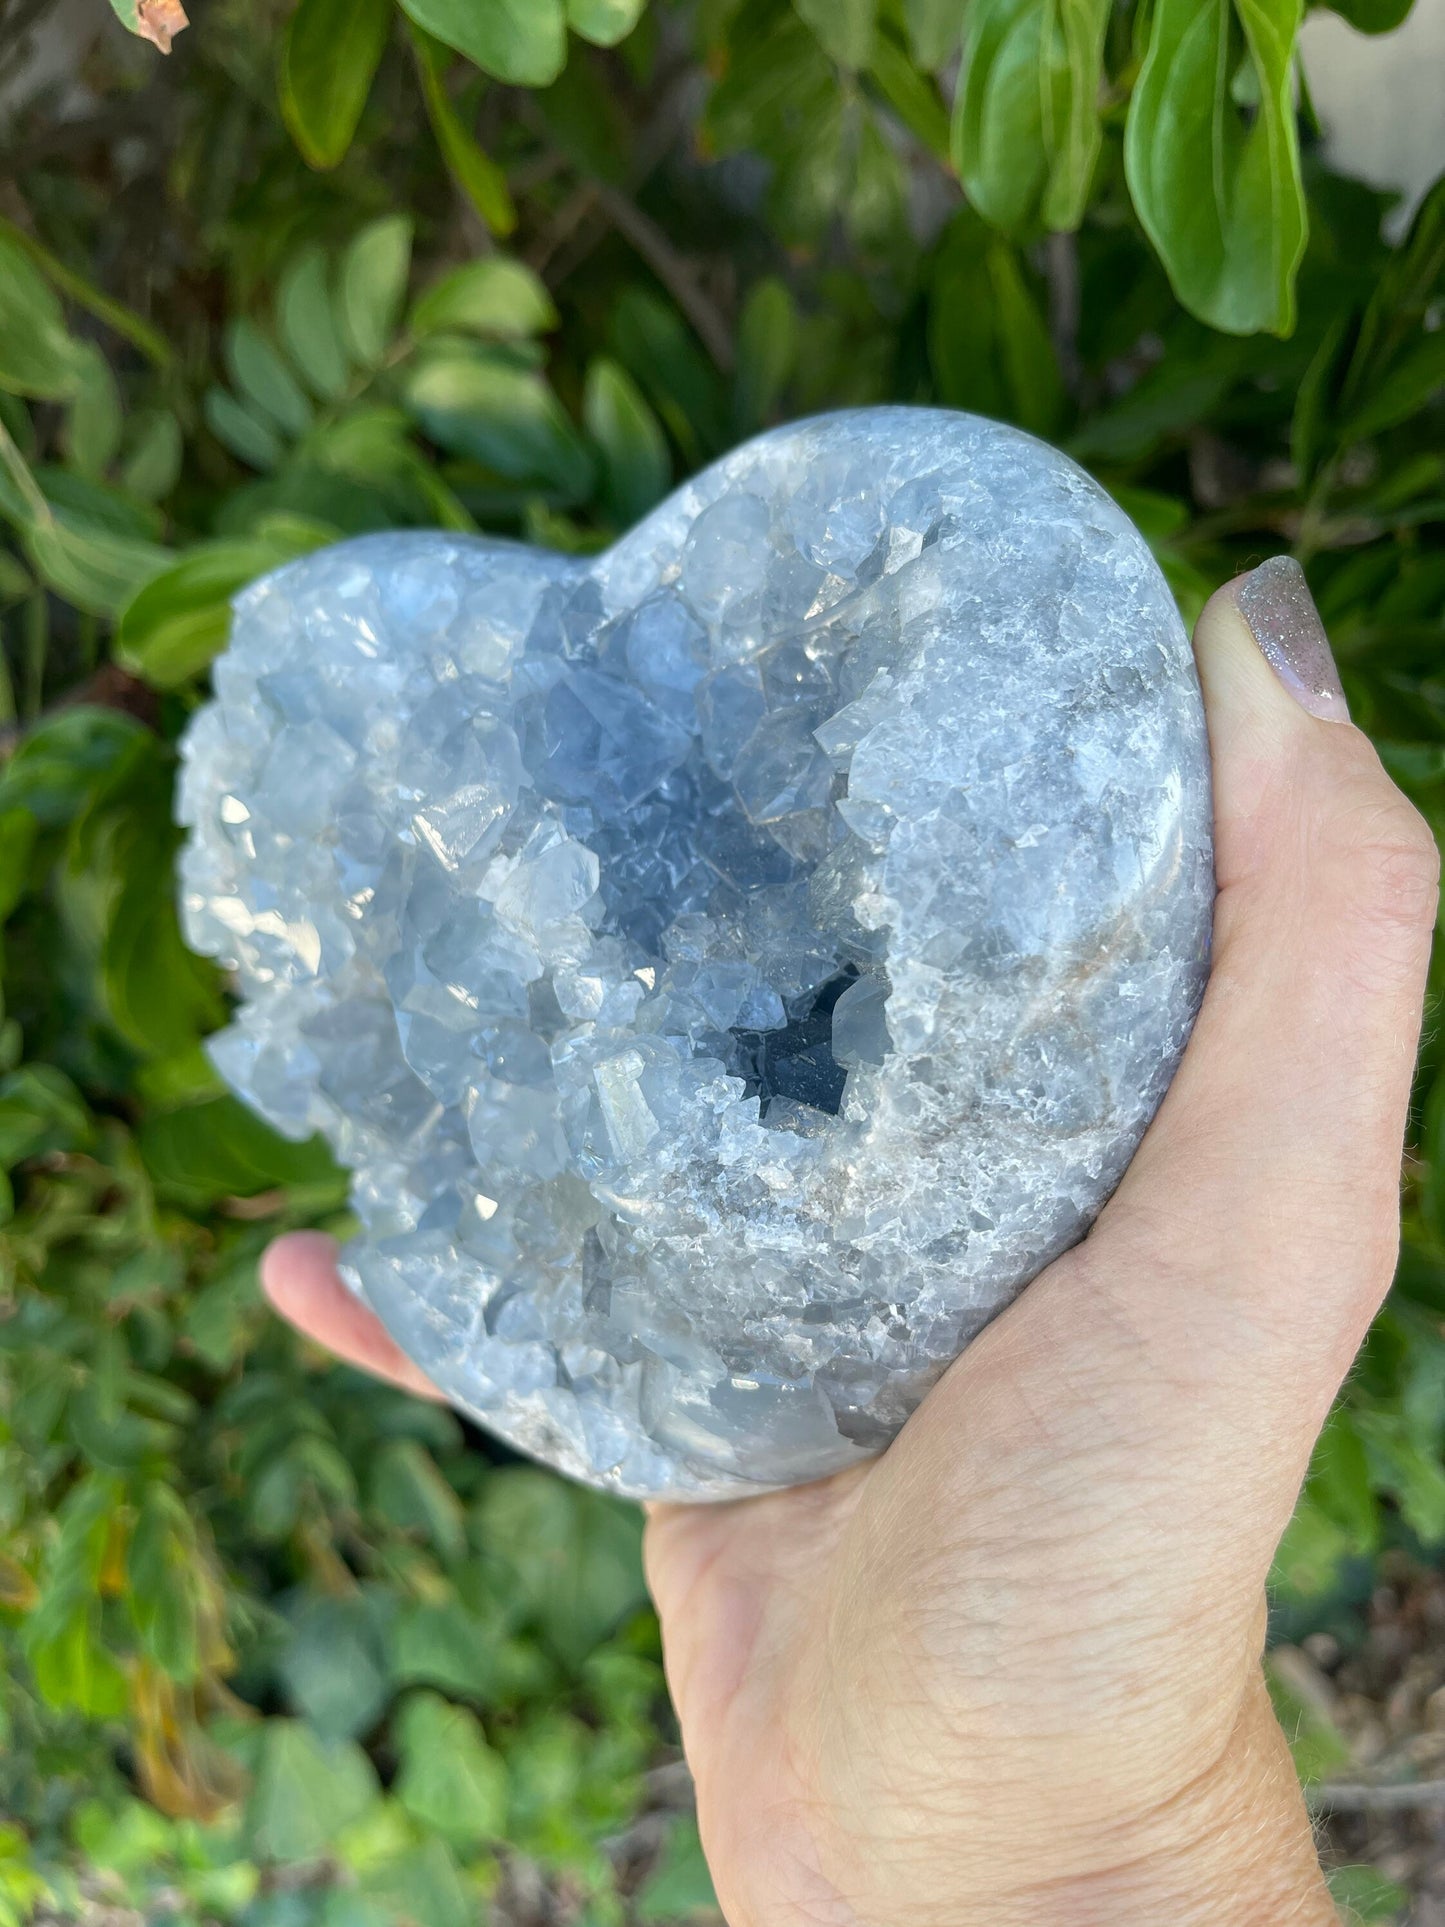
[1077,557,1437,1444]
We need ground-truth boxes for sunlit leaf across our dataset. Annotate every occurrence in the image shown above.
[281,0,393,170]
[1124,0,1307,333]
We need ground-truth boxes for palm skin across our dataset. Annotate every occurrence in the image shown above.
[266,574,1439,1925]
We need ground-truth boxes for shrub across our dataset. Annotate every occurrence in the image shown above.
[0,0,1441,1919]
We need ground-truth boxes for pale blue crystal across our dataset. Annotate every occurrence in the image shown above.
[178,407,1214,1500]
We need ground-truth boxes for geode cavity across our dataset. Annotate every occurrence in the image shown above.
[178,407,1214,1500]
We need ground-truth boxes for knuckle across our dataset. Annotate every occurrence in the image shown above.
[1314,756,1441,943]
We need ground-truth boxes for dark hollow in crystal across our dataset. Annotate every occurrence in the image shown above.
[727,964,861,1119]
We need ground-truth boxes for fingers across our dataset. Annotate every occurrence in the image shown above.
[1060,560,1436,1440]
[261,1231,445,1400]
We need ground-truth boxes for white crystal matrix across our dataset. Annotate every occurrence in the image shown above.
[178,408,1214,1500]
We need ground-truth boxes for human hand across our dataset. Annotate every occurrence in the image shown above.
[264,558,1438,1926]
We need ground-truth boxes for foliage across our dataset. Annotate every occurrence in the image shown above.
[0,0,1441,1917]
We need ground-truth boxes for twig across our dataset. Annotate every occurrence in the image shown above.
[527,183,600,280]
[0,215,172,368]
[1044,230,1082,400]
[589,182,735,373]
[1308,1777,1445,1812]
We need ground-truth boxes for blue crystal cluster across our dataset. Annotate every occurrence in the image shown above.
[178,408,1214,1500]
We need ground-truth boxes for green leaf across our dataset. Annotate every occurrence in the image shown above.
[793,0,876,66]
[1344,331,1445,443]
[411,30,518,235]
[410,258,556,338]
[23,514,169,618]
[125,1485,200,1681]
[953,0,1110,232]
[1124,0,1307,334]
[0,706,146,825]
[903,0,963,66]
[584,357,670,526]
[865,28,952,164]
[245,1722,379,1865]
[474,1468,646,1665]
[636,1817,718,1922]
[0,233,86,401]
[1328,1864,1411,1925]
[339,216,414,367]
[928,211,1066,437]
[204,387,285,471]
[1264,1650,1354,1783]
[277,247,353,401]
[0,810,36,924]
[395,1692,508,1844]
[139,1095,346,1208]
[0,1064,92,1164]
[369,1438,466,1560]
[64,346,123,479]
[225,318,314,439]
[103,846,224,1058]
[1321,0,1413,30]
[403,343,595,497]
[567,0,647,43]
[115,530,330,688]
[609,288,728,464]
[389,1598,502,1700]
[397,0,567,85]
[733,278,798,433]
[118,408,183,501]
[281,0,392,170]
[280,1596,390,1741]
[360,1840,470,1927]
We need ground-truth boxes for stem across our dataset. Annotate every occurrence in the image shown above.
[0,217,172,370]
[0,415,53,528]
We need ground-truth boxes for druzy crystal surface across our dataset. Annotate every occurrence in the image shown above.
[178,407,1214,1500]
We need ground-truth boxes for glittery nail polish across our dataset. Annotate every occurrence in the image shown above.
[1234,555,1349,723]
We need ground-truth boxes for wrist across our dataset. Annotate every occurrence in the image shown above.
[991,1676,1336,1927]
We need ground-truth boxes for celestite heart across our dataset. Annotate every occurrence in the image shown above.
[178,407,1214,1500]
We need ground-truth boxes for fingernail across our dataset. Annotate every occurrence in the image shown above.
[1234,556,1349,723]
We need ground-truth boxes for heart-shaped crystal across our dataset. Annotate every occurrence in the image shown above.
[178,407,1213,1499]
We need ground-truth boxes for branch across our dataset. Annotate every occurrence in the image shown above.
[589,183,735,374]
[1308,1777,1445,1812]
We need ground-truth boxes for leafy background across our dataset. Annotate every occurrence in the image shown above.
[0,0,1442,1920]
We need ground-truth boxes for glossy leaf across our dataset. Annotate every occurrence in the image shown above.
[473,1469,646,1666]
[903,0,964,66]
[204,387,285,471]
[339,217,414,366]
[245,1723,378,1864]
[0,234,85,401]
[410,258,556,338]
[794,0,877,65]
[23,515,168,618]
[396,0,567,85]
[411,28,518,235]
[224,319,314,438]
[403,343,595,497]
[1124,0,1307,334]
[139,1095,346,1207]
[281,0,393,170]
[64,346,123,479]
[567,0,648,44]
[277,247,353,401]
[395,1693,508,1844]
[953,0,1111,231]
[583,357,670,525]
[116,531,331,688]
